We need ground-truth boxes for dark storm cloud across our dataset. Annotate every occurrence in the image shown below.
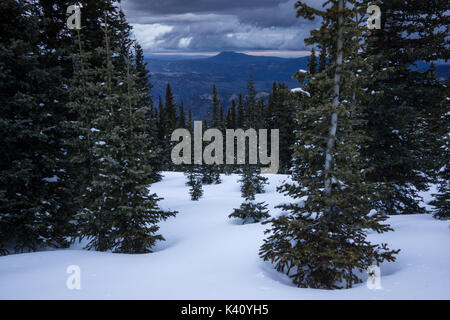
[121,0,324,52]
[123,0,287,15]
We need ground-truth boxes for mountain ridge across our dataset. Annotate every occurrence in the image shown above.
[146,51,449,120]
[146,51,310,119]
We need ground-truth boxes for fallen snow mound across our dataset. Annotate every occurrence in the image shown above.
[0,172,449,299]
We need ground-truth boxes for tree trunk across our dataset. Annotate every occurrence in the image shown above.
[324,0,344,197]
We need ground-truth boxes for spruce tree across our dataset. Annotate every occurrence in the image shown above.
[0,0,75,254]
[237,94,245,128]
[308,47,317,75]
[165,84,178,132]
[226,108,233,130]
[260,0,399,289]
[162,84,178,170]
[178,102,186,128]
[432,165,449,220]
[244,76,264,129]
[230,99,237,130]
[112,46,176,253]
[267,83,297,173]
[201,84,222,184]
[187,109,193,132]
[229,201,270,225]
[133,42,162,182]
[183,112,203,200]
[186,166,204,201]
[240,166,268,197]
[229,166,269,224]
[224,101,236,175]
[318,44,327,72]
[211,84,220,128]
[76,16,176,253]
[238,78,269,191]
[157,96,165,140]
[361,0,450,215]
[430,86,449,220]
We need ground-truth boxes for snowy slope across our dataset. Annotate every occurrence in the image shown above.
[0,172,449,300]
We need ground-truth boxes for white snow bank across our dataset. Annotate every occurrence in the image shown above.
[0,172,448,300]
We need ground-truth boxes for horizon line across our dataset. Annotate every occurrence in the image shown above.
[146,50,311,58]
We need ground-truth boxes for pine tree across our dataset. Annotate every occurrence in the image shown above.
[432,165,449,220]
[157,96,166,142]
[66,22,104,246]
[265,82,277,130]
[229,166,269,224]
[186,166,204,201]
[430,84,449,220]
[219,105,225,130]
[183,111,203,200]
[112,46,176,253]
[244,76,264,129]
[237,94,245,129]
[226,108,233,129]
[76,16,176,253]
[0,0,75,254]
[308,47,317,75]
[178,102,186,128]
[360,0,449,215]
[211,84,220,128]
[224,100,237,175]
[231,99,237,130]
[318,44,327,72]
[133,42,162,182]
[187,109,193,132]
[238,78,269,191]
[267,83,297,173]
[240,166,268,197]
[165,84,178,133]
[260,0,399,289]
[201,84,222,184]
[229,202,270,225]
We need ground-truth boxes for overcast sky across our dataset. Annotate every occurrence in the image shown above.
[121,0,324,57]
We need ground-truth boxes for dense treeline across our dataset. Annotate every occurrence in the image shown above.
[154,81,299,175]
[0,0,448,290]
[0,0,174,255]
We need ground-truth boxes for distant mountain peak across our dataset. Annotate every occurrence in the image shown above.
[213,51,248,59]
[216,51,245,56]
[208,51,255,64]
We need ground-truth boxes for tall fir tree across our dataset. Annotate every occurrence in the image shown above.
[266,83,297,173]
[361,0,450,215]
[430,78,449,220]
[178,102,186,128]
[237,94,245,128]
[230,99,237,130]
[164,84,178,133]
[0,0,76,254]
[431,164,449,220]
[244,76,264,129]
[133,42,163,182]
[187,109,193,132]
[157,96,166,142]
[308,47,317,75]
[260,0,399,289]
[318,44,327,72]
[76,18,176,253]
[201,84,222,184]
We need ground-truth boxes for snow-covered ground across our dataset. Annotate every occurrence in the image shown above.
[0,172,449,300]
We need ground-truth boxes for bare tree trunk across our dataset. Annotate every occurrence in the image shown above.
[324,0,344,197]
